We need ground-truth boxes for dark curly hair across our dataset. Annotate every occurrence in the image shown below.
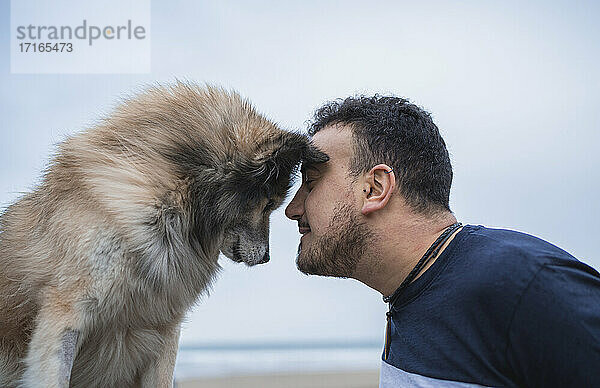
[308,95,453,215]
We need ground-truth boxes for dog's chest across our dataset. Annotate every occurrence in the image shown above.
[71,276,185,386]
[70,323,166,387]
[86,231,197,319]
[72,229,212,385]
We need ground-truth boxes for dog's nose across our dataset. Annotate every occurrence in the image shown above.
[258,251,270,264]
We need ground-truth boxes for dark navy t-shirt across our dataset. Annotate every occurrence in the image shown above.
[380,225,600,387]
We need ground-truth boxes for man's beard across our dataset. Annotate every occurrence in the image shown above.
[296,202,370,278]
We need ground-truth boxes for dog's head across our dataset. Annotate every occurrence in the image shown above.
[144,83,329,266]
[71,83,328,280]
[217,131,328,266]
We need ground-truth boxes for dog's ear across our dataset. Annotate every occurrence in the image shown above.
[241,132,306,194]
[226,132,330,201]
[255,132,330,186]
[301,141,329,166]
[266,132,308,176]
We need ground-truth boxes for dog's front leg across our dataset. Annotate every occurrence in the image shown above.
[20,288,82,388]
[58,329,79,386]
[140,323,181,388]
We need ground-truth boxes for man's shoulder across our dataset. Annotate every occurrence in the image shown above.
[446,224,597,301]
[458,224,581,272]
[383,225,600,387]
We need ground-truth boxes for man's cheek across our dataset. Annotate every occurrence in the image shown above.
[304,200,316,231]
[306,205,326,235]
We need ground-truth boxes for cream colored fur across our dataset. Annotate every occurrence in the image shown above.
[0,83,309,387]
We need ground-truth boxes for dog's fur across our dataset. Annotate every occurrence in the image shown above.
[0,83,327,387]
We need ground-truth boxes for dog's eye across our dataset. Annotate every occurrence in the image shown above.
[264,199,275,212]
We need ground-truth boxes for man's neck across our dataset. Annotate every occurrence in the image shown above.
[353,211,460,297]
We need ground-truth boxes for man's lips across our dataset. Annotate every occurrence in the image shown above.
[299,226,311,235]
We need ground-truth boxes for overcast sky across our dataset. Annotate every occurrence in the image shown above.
[1,0,599,345]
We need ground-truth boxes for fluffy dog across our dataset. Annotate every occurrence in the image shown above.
[0,83,327,387]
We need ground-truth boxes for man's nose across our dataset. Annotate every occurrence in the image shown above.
[285,187,306,221]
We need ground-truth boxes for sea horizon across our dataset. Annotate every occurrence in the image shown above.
[174,340,383,380]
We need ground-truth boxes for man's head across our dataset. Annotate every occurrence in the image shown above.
[285,95,453,278]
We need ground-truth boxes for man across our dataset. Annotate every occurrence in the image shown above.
[285,95,600,387]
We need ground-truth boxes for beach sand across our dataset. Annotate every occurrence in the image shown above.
[175,370,379,388]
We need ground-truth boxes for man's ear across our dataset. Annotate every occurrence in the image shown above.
[361,164,395,215]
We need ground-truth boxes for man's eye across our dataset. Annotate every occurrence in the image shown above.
[305,179,315,191]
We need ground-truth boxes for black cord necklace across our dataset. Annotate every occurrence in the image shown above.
[383,222,462,360]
